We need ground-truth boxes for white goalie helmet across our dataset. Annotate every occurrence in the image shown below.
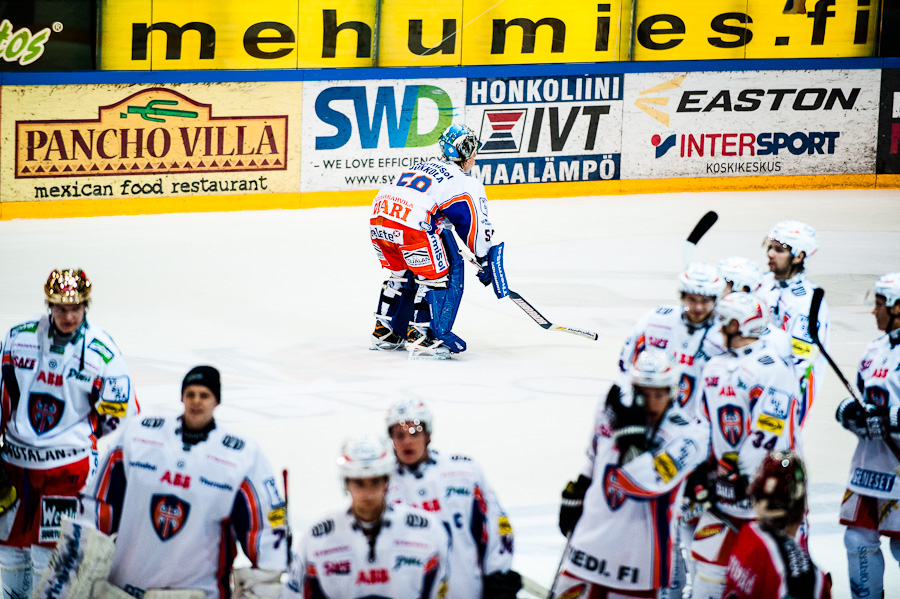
[337,435,394,480]
[679,262,726,298]
[717,292,770,338]
[874,273,900,308]
[631,349,679,394]
[766,220,818,258]
[386,399,433,434]
[718,257,764,293]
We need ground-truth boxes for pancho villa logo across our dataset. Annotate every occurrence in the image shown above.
[16,88,287,179]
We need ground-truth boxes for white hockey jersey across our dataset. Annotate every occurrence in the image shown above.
[759,272,829,426]
[563,395,710,591]
[0,316,138,470]
[371,160,494,257]
[619,305,727,417]
[284,503,449,599]
[844,329,900,500]
[698,339,802,520]
[83,415,287,599]
[386,450,513,599]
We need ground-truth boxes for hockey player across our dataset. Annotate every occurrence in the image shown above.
[618,262,727,416]
[0,269,139,599]
[758,220,829,427]
[369,123,508,359]
[836,273,900,599]
[723,451,832,599]
[554,349,710,598]
[284,435,449,599]
[691,292,802,599]
[81,366,287,599]
[717,256,793,364]
[384,399,520,599]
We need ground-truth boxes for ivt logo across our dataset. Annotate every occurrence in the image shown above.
[315,85,454,150]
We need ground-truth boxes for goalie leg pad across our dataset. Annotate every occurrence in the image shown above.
[372,272,416,350]
[0,546,31,599]
[35,517,115,599]
[424,231,465,352]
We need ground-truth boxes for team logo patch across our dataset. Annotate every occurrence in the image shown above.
[718,405,743,447]
[695,523,725,540]
[603,466,627,511]
[677,373,695,407]
[150,494,190,541]
[28,393,64,435]
[478,109,527,153]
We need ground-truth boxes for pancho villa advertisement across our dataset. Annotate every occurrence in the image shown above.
[1,82,301,204]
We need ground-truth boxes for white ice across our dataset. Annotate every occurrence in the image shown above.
[1,188,898,598]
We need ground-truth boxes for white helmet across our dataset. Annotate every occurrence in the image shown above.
[631,349,678,393]
[717,292,769,338]
[386,399,432,434]
[718,257,764,293]
[874,273,900,308]
[337,435,394,480]
[767,220,818,258]
[679,263,726,298]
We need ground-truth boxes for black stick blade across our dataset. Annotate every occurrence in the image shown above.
[687,211,719,245]
[809,287,825,345]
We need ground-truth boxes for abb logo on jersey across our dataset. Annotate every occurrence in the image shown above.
[416,499,441,512]
[356,569,390,584]
[873,368,889,378]
[719,386,736,397]
[160,471,191,489]
[36,371,63,386]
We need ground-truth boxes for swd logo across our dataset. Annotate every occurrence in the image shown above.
[0,19,57,66]
[314,84,455,150]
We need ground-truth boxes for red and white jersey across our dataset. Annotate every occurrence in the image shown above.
[83,415,288,599]
[723,522,831,599]
[845,329,900,500]
[371,160,494,258]
[619,305,727,417]
[699,339,801,519]
[387,450,514,599]
[759,272,829,425]
[0,315,138,470]
[563,395,710,591]
[284,503,449,599]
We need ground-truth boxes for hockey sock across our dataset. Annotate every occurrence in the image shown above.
[844,526,884,599]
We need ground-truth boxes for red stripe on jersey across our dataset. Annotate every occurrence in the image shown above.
[96,447,123,533]
[239,478,262,564]
[612,467,659,499]
[438,194,477,250]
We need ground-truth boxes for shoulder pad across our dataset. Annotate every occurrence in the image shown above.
[656,307,674,315]
[757,355,775,366]
[450,454,472,462]
[140,417,165,428]
[88,338,115,364]
[311,518,334,538]
[10,321,39,337]
[667,414,689,426]
[405,512,430,528]
[221,434,246,451]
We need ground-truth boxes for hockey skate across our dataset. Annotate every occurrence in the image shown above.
[406,323,451,360]
[371,319,405,351]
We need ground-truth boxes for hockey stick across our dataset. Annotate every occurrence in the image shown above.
[458,246,598,341]
[547,532,572,599]
[682,211,718,266]
[808,288,900,460]
[520,575,550,599]
[282,468,293,567]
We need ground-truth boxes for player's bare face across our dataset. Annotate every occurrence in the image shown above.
[347,477,388,522]
[49,303,85,335]
[390,425,428,467]
[682,293,716,324]
[181,385,217,430]
[461,154,477,174]
[640,387,671,425]
[872,295,899,332]
[766,241,796,279]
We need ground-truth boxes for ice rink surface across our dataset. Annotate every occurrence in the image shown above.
[1,188,898,597]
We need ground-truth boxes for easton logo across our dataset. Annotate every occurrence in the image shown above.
[150,494,190,541]
[479,110,527,153]
[16,88,288,179]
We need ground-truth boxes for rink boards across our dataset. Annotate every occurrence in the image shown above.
[0,57,898,219]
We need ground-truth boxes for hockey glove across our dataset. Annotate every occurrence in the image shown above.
[861,405,900,440]
[606,384,648,464]
[714,454,748,505]
[233,568,283,599]
[0,466,17,516]
[482,570,522,599]
[836,397,870,438]
[684,462,714,506]
[559,474,592,536]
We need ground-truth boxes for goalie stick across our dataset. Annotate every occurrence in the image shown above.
[458,245,598,341]
[682,211,718,267]
[808,288,900,461]
[283,468,293,566]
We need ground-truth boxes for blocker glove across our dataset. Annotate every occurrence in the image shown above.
[482,570,522,599]
[559,474,592,536]
[0,466,17,516]
[476,243,509,299]
[606,384,648,464]
[714,454,748,505]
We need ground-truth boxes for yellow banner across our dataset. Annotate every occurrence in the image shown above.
[632,0,878,61]
[98,0,877,70]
